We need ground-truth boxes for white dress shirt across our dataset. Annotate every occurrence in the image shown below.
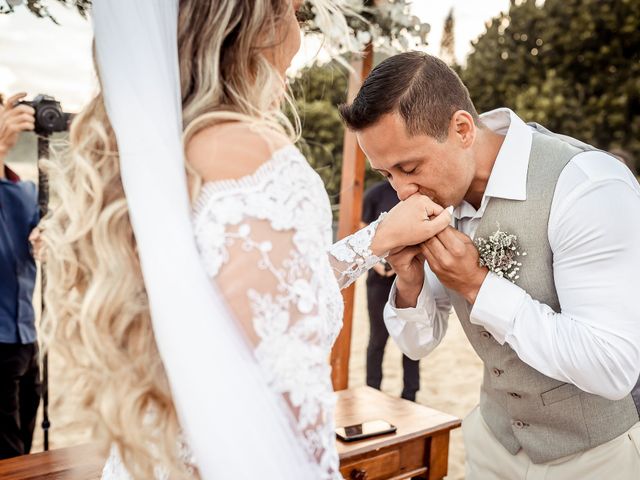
[384,108,640,401]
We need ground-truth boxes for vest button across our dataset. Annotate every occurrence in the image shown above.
[509,392,521,399]
[492,368,503,377]
[513,420,528,429]
[480,331,492,339]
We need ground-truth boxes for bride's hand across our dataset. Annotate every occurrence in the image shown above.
[371,193,451,256]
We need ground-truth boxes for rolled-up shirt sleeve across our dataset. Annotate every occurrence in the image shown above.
[384,264,452,360]
[470,155,640,400]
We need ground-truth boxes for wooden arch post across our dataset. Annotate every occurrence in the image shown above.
[331,42,374,391]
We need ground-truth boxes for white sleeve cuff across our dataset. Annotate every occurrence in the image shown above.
[470,271,526,344]
[385,274,435,339]
[387,274,433,322]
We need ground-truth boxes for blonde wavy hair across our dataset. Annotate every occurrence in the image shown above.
[41,1,300,479]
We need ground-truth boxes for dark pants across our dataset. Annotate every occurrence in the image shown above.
[0,342,41,459]
[366,273,420,401]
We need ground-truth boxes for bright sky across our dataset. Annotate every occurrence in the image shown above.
[0,1,509,112]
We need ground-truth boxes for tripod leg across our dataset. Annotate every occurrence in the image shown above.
[37,135,51,451]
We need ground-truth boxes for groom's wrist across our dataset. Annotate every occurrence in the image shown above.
[396,277,423,308]
[463,268,489,305]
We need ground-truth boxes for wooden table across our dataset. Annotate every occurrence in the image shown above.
[336,386,460,480]
[0,387,460,480]
[0,443,104,480]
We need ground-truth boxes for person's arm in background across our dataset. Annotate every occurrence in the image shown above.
[0,93,35,176]
[0,93,41,258]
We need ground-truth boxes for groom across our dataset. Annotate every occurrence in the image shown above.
[339,52,640,479]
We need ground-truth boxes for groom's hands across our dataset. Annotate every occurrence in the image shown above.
[421,227,489,304]
[371,194,451,256]
[381,194,451,308]
[388,226,490,307]
[386,245,426,308]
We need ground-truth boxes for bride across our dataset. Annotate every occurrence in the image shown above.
[41,0,450,479]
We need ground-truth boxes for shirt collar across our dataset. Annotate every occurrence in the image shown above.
[480,108,531,202]
[1,165,20,183]
[452,108,531,221]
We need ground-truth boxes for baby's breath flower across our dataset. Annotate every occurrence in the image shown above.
[475,227,525,284]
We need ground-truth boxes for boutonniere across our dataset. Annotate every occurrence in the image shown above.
[475,227,526,283]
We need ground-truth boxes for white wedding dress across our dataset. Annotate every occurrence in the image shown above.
[102,145,387,479]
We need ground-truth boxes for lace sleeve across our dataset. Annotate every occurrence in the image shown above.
[193,148,342,480]
[328,212,389,289]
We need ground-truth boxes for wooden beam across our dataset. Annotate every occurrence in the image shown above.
[331,43,374,391]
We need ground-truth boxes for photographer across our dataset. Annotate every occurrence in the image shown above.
[0,92,42,459]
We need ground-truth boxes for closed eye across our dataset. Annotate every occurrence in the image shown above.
[400,166,417,175]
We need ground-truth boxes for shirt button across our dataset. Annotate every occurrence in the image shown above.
[513,420,527,429]
[509,392,521,399]
[480,331,492,339]
[492,368,503,377]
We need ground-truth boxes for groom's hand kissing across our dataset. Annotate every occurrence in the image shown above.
[421,227,489,304]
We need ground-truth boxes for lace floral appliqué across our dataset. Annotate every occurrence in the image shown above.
[102,145,387,480]
[192,145,342,479]
[328,212,388,289]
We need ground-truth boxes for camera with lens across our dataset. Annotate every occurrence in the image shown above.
[18,94,72,135]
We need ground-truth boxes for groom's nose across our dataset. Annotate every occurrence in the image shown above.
[395,180,419,201]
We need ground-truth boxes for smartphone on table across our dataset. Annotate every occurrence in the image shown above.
[335,419,397,442]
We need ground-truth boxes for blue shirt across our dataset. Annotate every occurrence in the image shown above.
[0,166,39,344]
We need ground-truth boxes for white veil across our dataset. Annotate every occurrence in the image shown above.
[92,1,314,478]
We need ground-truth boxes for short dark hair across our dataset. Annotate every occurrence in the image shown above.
[339,52,480,140]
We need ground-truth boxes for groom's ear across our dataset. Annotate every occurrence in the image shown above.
[450,110,475,148]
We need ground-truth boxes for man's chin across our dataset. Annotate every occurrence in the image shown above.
[430,196,446,208]
[422,192,442,207]
[418,189,453,209]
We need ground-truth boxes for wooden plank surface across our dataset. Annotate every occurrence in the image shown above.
[330,42,375,391]
[335,386,461,460]
[0,444,104,480]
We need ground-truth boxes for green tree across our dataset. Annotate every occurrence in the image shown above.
[291,63,383,210]
[439,8,456,66]
[462,0,640,169]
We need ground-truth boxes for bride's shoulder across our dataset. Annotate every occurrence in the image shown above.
[186,122,294,183]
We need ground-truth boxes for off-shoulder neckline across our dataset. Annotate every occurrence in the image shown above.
[192,144,303,217]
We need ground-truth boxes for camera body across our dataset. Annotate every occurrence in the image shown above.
[18,94,71,135]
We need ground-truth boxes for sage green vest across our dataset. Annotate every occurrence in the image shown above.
[449,125,640,464]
